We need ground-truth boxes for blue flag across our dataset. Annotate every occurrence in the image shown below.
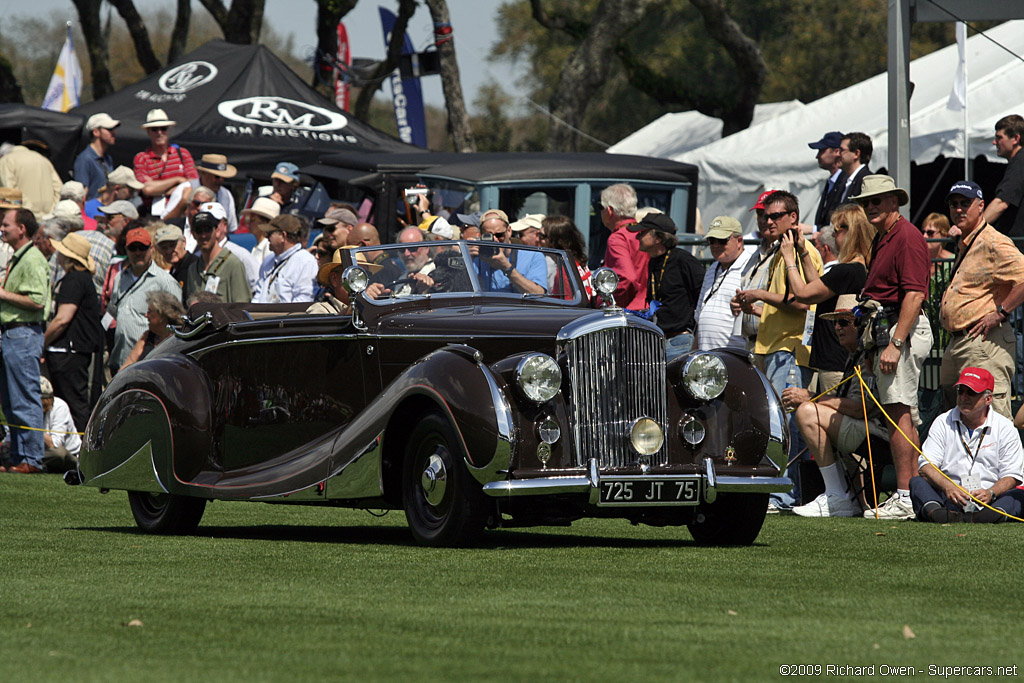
[378,7,428,148]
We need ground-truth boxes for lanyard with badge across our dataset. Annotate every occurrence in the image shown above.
[955,421,986,508]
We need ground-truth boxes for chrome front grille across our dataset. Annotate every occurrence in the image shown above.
[564,324,668,468]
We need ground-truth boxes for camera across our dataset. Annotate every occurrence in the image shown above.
[478,231,498,257]
[404,186,429,206]
[788,228,800,243]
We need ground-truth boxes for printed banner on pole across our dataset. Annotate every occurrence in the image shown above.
[335,21,351,112]
[378,7,427,148]
[42,24,83,112]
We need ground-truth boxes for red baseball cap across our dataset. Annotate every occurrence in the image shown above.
[750,189,777,211]
[125,227,152,247]
[955,367,994,393]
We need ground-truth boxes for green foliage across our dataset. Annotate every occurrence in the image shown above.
[4,6,309,107]
[491,0,964,149]
[2,474,1022,680]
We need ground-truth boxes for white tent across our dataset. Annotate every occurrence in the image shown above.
[615,20,1024,231]
[606,101,803,158]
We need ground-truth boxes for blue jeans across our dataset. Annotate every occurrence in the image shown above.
[763,350,811,509]
[666,333,694,363]
[1,325,44,467]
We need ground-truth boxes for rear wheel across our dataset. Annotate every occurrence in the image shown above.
[402,411,487,547]
[687,493,768,546]
[127,491,206,534]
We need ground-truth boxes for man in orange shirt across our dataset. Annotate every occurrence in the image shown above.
[939,181,1024,418]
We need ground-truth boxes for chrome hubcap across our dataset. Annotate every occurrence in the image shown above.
[420,452,448,506]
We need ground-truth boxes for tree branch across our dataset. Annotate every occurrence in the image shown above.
[424,0,476,152]
[529,0,588,41]
[71,0,114,99]
[353,0,417,123]
[168,0,192,63]
[108,0,162,74]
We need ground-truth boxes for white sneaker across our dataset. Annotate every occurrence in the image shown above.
[863,494,914,520]
[793,492,863,518]
[766,500,781,514]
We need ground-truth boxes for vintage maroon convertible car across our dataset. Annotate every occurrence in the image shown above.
[72,241,790,546]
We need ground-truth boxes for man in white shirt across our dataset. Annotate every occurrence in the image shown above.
[911,367,1024,523]
[252,214,318,304]
[694,215,752,350]
[40,376,82,473]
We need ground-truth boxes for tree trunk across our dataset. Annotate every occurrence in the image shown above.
[108,0,162,74]
[198,0,266,45]
[688,0,766,136]
[168,0,192,63]
[0,50,24,104]
[72,0,114,100]
[312,0,359,99]
[353,0,417,123]
[424,0,475,152]
[543,0,657,151]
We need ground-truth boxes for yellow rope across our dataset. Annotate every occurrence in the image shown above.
[0,420,83,437]
[853,365,1024,523]
[857,367,881,518]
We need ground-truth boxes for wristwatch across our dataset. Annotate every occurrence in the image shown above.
[997,305,1009,319]
[892,338,904,349]
[502,265,515,277]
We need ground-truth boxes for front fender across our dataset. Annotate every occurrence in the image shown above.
[81,354,214,494]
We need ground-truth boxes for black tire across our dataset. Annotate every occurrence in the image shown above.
[402,411,488,547]
[687,493,768,546]
[127,491,207,535]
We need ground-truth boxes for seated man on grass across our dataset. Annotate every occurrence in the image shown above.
[781,294,890,517]
[912,367,1024,523]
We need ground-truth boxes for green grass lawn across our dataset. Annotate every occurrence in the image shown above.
[1,475,1021,682]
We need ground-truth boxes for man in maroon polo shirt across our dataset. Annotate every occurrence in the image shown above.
[853,175,933,520]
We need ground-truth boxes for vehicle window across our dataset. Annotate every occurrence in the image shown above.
[355,242,580,303]
[500,187,574,220]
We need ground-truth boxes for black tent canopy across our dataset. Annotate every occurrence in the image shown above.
[0,104,85,178]
[73,39,421,179]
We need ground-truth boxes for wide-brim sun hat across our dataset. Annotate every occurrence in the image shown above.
[850,174,909,206]
[52,232,97,274]
[317,246,382,285]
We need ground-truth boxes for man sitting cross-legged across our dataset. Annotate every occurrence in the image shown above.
[781,294,890,517]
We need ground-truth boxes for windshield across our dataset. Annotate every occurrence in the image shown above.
[350,241,584,304]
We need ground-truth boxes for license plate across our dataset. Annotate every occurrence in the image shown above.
[598,478,701,506]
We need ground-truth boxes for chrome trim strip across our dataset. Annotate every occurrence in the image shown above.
[715,476,792,493]
[556,310,662,341]
[482,476,591,497]
[465,361,515,486]
[755,365,786,443]
[189,333,361,359]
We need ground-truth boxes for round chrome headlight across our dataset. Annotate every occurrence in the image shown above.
[630,417,664,456]
[682,353,728,401]
[342,265,368,294]
[515,354,562,403]
[592,267,618,297]
[680,416,706,446]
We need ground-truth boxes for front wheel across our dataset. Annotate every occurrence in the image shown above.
[127,491,207,535]
[687,493,768,546]
[402,411,488,547]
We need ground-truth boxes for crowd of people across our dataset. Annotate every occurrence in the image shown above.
[2,106,1024,527]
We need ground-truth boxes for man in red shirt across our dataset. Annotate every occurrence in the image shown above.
[600,183,647,309]
[853,175,932,520]
[132,109,198,211]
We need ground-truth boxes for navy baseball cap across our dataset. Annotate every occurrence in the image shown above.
[946,180,983,203]
[808,132,844,150]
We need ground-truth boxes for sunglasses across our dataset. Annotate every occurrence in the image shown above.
[857,197,885,207]
[765,211,791,221]
[193,226,216,235]
[126,243,149,252]
[924,229,941,237]
[707,237,731,245]
[956,385,981,397]
[832,317,855,328]
[149,126,169,133]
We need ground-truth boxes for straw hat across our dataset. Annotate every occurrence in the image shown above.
[241,197,281,221]
[52,232,96,273]
[317,246,382,285]
[196,153,237,179]
[820,294,859,320]
[142,108,176,128]
[0,187,24,209]
[850,174,909,206]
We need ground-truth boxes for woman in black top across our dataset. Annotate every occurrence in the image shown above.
[45,233,106,432]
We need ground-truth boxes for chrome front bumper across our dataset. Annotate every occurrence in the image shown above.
[481,457,792,505]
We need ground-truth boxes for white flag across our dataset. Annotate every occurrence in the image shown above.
[947,22,966,112]
[42,26,83,113]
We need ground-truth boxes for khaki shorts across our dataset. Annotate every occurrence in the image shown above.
[940,321,1015,419]
[873,314,932,409]
[835,414,890,454]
